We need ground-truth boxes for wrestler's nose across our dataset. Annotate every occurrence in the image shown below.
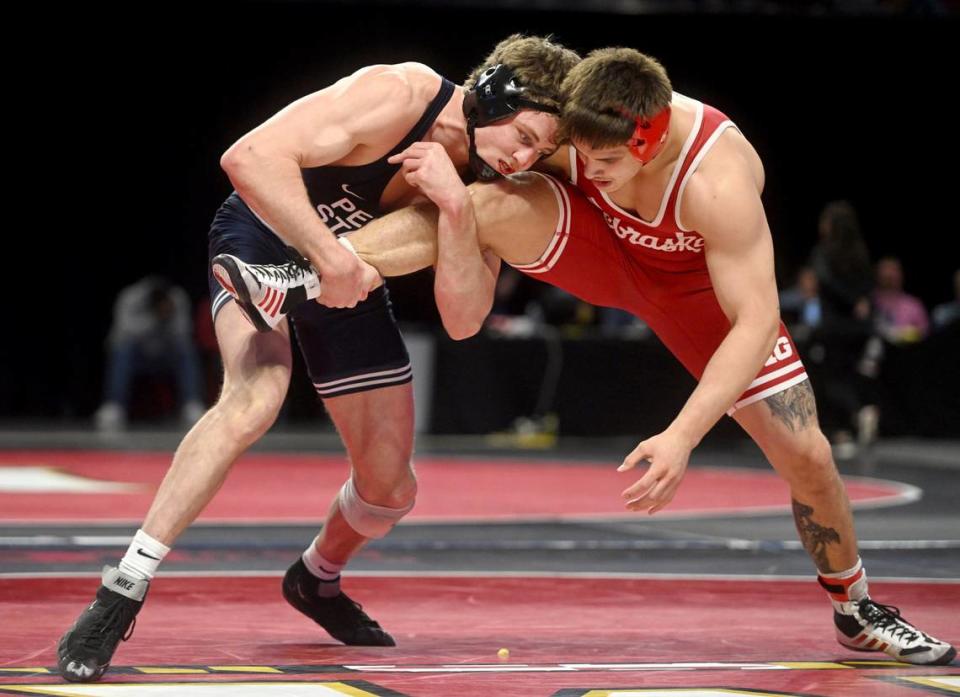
[583,159,604,179]
[514,146,538,171]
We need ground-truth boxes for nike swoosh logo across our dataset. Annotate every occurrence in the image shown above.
[341,183,364,201]
[296,583,310,602]
[136,548,160,560]
[66,661,95,678]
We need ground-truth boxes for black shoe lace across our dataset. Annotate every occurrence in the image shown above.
[334,594,381,629]
[860,600,921,643]
[249,261,305,283]
[284,246,313,270]
[78,601,138,654]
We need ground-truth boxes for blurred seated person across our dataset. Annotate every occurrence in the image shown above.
[94,275,206,430]
[484,266,543,337]
[596,306,650,339]
[782,265,877,456]
[780,266,822,342]
[932,269,960,331]
[872,257,930,344]
[485,266,592,337]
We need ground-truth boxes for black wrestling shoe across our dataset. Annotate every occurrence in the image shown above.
[834,598,956,665]
[282,558,395,646]
[57,566,149,682]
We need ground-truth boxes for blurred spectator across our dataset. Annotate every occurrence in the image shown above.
[803,202,879,457]
[780,266,822,341]
[94,275,205,431]
[490,266,543,318]
[484,266,593,336]
[483,267,562,447]
[597,306,650,339]
[483,266,546,338]
[931,269,960,331]
[872,257,930,343]
[809,200,873,324]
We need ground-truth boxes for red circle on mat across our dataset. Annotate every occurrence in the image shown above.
[0,450,917,523]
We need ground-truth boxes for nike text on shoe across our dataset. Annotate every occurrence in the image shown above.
[211,251,321,332]
[834,598,956,665]
[57,566,150,682]
[281,558,395,646]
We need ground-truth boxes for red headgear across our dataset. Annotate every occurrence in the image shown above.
[624,105,672,165]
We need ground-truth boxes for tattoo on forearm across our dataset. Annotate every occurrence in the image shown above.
[765,379,818,432]
[792,499,841,572]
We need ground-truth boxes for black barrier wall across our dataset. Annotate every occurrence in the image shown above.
[428,327,960,438]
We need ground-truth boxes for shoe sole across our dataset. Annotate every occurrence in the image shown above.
[212,255,273,333]
[58,662,108,683]
[838,638,957,665]
[57,633,109,683]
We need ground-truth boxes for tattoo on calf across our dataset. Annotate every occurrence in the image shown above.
[765,379,817,432]
[792,499,841,572]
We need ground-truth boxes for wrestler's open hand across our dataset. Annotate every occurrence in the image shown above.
[388,142,467,212]
[617,430,693,515]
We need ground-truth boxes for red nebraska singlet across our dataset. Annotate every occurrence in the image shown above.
[511,96,807,411]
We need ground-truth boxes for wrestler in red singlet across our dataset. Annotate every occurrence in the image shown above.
[513,96,806,412]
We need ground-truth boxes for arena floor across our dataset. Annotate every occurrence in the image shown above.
[1,427,957,696]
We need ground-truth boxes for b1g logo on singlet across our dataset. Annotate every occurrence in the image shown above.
[316,191,375,234]
[764,335,794,366]
[599,209,705,254]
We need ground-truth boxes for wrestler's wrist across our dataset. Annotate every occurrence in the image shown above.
[309,237,356,274]
[664,421,701,450]
[436,189,473,228]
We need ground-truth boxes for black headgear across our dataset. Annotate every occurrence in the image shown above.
[462,64,559,181]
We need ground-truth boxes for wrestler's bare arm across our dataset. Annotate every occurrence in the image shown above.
[430,172,563,337]
[619,135,779,515]
[666,144,780,446]
[385,141,500,338]
[432,195,502,339]
[220,66,426,305]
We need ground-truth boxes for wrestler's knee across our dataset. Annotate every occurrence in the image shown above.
[777,428,840,491]
[339,467,417,539]
[215,373,287,443]
[353,462,418,510]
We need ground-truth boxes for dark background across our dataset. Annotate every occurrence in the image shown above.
[4,2,957,426]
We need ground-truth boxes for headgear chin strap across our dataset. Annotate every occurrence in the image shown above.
[463,64,558,181]
[466,120,500,181]
[624,105,672,165]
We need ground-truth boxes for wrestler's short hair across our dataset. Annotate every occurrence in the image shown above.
[465,34,581,116]
[561,47,672,148]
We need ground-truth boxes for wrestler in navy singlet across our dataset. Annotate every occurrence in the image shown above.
[208,78,455,398]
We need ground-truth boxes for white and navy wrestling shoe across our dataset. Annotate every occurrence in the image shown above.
[212,253,321,332]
